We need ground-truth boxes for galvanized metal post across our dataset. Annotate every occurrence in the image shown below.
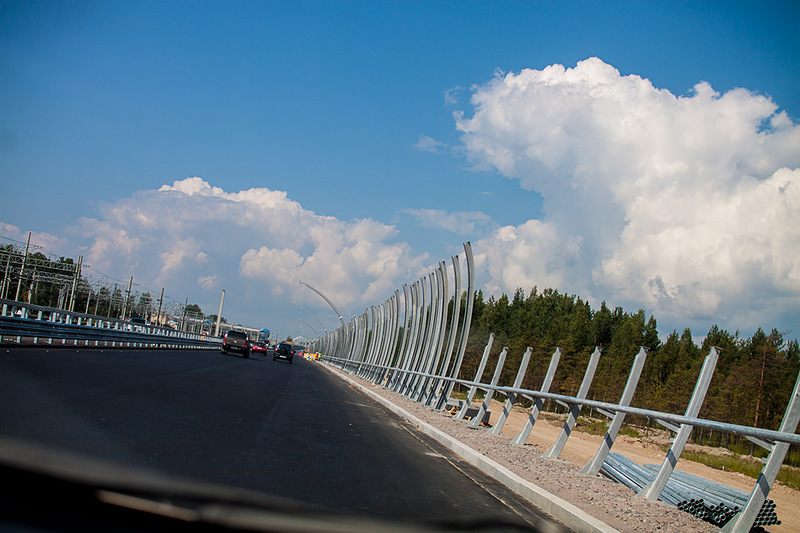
[455,333,494,419]
[437,242,474,411]
[378,290,401,384]
[641,346,720,501]
[491,347,532,435]
[723,367,800,532]
[580,346,648,475]
[468,346,508,428]
[402,279,430,397]
[511,347,562,445]
[543,347,602,459]
[388,284,412,390]
[410,273,437,400]
[394,281,421,393]
[415,263,448,402]
[428,255,462,408]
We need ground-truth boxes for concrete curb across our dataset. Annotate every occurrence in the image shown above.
[322,364,620,533]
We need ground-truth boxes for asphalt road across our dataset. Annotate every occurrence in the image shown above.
[0,346,570,531]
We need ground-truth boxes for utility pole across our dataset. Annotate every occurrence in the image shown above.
[121,276,133,320]
[157,287,164,326]
[215,289,225,336]
[68,255,82,312]
[14,232,31,302]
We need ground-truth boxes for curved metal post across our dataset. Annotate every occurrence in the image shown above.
[437,242,475,411]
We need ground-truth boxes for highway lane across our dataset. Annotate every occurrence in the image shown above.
[0,346,570,531]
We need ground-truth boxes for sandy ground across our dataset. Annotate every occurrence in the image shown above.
[330,366,799,532]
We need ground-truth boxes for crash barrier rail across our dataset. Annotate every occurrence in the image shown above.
[0,298,222,349]
[319,344,800,533]
[305,243,799,533]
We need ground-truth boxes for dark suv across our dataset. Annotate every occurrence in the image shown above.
[273,342,294,364]
[221,330,250,358]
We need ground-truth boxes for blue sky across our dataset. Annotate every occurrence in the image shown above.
[2,1,799,342]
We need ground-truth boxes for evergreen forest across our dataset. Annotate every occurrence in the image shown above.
[457,287,799,460]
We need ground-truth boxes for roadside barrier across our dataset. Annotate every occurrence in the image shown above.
[308,242,800,533]
[0,298,221,349]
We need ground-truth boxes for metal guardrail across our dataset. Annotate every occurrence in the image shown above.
[320,348,800,532]
[305,242,800,533]
[0,299,222,349]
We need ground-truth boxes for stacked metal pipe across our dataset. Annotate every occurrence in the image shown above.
[600,453,780,529]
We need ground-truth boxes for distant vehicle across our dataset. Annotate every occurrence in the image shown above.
[257,328,270,344]
[221,330,250,358]
[294,346,306,358]
[251,341,267,355]
[128,317,147,332]
[273,342,294,364]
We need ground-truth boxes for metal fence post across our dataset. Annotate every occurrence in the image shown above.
[543,346,602,459]
[395,281,422,394]
[491,347,532,435]
[427,255,462,408]
[455,333,494,419]
[416,262,449,404]
[436,242,475,411]
[511,347,562,445]
[580,346,648,475]
[468,346,508,428]
[723,367,800,532]
[388,284,412,390]
[410,272,439,400]
[641,346,720,501]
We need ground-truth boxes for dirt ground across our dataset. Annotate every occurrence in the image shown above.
[332,367,799,532]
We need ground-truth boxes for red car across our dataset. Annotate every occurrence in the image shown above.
[251,341,267,355]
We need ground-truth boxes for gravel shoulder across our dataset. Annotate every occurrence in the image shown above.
[326,365,799,533]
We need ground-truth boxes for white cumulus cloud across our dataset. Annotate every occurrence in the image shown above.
[69,178,428,331]
[457,58,800,334]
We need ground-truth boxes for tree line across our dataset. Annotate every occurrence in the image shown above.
[456,287,798,459]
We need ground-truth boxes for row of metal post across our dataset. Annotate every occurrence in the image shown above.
[310,241,800,533]
[309,242,476,413]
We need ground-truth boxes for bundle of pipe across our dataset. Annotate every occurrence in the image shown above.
[600,453,780,529]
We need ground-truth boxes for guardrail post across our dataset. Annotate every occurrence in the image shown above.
[640,346,720,501]
[580,346,648,475]
[491,347,532,435]
[543,346,602,459]
[468,346,507,427]
[455,333,494,419]
[722,367,800,532]
[511,347,562,445]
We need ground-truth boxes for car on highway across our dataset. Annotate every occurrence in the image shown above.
[273,342,294,364]
[251,341,267,355]
[221,330,250,358]
[127,317,148,332]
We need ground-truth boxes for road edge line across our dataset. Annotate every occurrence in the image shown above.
[321,364,619,533]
